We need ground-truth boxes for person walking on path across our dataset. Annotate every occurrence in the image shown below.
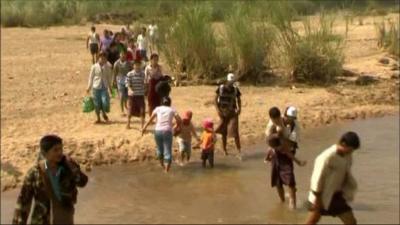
[86,52,113,124]
[126,60,146,129]
[87,26,100,64]
[113,50,132,117]
[215,73,242,159]
[145,53,164,118]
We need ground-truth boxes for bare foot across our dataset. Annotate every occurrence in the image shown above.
[121,113,127,117]
[126,124,131,129]
[223,151,229,156]
[94,120,102,124]
[103,114,109,122]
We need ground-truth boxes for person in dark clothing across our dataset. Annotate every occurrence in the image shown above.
[215,73,242,159]
[155,75,172,99]
[12,135,88,225]
[106,42,120,67]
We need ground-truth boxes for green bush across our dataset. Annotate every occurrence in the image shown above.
[270,2,344,84]
[375,20,400,58]
[160,4,220,80]
[224,3,276,81]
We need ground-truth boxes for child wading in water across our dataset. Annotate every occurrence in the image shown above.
[305,132,360,225]
[126,60,146,129]
[175,111,200,166]
[265,107,306,210]
[200,119,217,168]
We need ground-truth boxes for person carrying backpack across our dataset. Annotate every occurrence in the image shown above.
[215,73,242,160]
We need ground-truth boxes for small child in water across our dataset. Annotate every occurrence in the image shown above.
[174,110,200,166]
[200,118,217,168]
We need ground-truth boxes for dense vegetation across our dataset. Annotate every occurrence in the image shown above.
[1,0,399,83]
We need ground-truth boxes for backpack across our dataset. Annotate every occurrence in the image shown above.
[217,84,237,111]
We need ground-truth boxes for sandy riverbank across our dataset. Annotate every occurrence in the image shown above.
[1,14,399,191]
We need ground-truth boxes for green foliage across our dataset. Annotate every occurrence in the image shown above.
[160,4,220,79]
[375,20,400,58]
[224,3,276,81]
[270,2,344,84]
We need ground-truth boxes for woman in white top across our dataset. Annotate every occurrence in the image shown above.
[142,97,181,173]
[87,26,100,64]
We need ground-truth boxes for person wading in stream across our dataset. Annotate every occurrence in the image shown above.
[142,97,182,173]
[215,73,242,160]
[265,106,306,210]
[305,132,360,225]
[12,135,88,225]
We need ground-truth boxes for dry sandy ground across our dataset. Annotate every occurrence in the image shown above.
[1,14,399,191]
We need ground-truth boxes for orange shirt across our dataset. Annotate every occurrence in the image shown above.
[201,131,216,151]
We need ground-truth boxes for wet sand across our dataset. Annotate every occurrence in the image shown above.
[2,116,398,224]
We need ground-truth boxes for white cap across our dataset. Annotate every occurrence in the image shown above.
[227,73,235,82]
[286,106,297,118]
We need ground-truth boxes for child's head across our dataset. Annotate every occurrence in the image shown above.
[98,51,107,64]
[40,135,63,163]
[269,107,281,124]
[161,97,171,107]
[120,50,127,61]
[182,110,193,125]
[268,134,281,149]
[142,27,147,34]
[103,29,108,37]
[128,38,135,48]
[133,60,142,71]
[338,131,360,154]
[202,118,214,132]
[150,53,159,66]
[91,26,96,32]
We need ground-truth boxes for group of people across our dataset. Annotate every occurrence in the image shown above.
[11,24,362,225]
[86,22,159,65]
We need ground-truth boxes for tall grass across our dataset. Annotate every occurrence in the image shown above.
[160,4,220,80]
[375,20,400,58]
[270,2,344,84]
[224,3,275,81]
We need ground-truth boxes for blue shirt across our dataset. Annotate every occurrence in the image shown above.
[45,160,64,201]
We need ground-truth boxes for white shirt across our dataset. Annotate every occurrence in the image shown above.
[153,106,177,131]
[286,120,301,143]
[88,32,98,44]
[148,24,158,37]
[87,62,113,90]
[137,34,148,50]
[308,145,357,210]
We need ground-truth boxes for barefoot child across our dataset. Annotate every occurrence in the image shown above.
[126,60,146,129]
[87,26,100,64]
[265,134,305,210]
[201,119,217,168]
[175,110,200,165]
[113,50,132,116]
[305,132,360,225]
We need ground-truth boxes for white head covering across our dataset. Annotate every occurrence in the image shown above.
[286,106,298,118]
[227,73,235,82]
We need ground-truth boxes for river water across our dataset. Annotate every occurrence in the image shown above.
[1,116,399,224]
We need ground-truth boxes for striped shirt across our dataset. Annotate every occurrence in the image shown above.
[126,70,145,96]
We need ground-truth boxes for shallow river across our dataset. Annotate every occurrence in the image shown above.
[1,116,399,224]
